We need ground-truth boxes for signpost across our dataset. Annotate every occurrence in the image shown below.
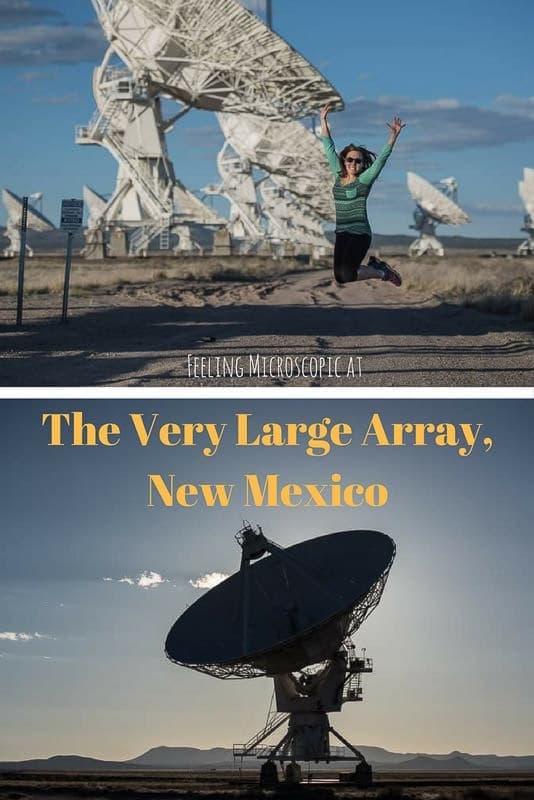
[16,196,29,327]
[60,199,84,324]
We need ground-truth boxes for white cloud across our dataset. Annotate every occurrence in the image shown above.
[470,202,523,215]
[137,571,167,589]
[495,95,534,119]
[0,631,50,641]
[190,571,229,589]
[412,99,462,111]
[104,571,169,589]
[330,96,534,153]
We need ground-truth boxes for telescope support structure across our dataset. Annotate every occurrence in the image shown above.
[233,524,375,785]
[76,50,223,256]
[4,223,34,258]
[517,215,534,256]
[408,214,444,257]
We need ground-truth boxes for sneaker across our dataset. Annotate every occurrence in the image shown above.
[377,259,402,287]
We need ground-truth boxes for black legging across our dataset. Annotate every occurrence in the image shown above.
[333,231,372,284]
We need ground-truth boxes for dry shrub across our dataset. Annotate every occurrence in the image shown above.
[400,256,534,320]
[0,255,532,325]
[0,254,312,295]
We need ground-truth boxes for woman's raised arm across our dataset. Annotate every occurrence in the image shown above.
[320,104,332,138]
[386,115,406,147]
[320,104,341,176]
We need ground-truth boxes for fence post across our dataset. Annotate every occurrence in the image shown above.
[16,196,29,327]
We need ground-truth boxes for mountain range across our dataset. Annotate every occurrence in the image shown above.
[0,227,525,254]
[1,746,534,772]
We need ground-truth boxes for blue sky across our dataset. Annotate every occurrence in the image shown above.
[0,0,533,238]
[1,399,533,761]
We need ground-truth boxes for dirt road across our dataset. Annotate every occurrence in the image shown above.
[0,270,532,387]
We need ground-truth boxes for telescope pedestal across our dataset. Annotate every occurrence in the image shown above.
[517,225,534,256]
[3,226,34,258]
[408,233,444,257]
[237,644,373,785]
[257,712,372,786]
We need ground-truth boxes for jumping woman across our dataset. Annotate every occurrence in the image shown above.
[320,103,406,286]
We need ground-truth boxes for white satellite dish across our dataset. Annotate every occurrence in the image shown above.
[2,189,56,257]
[202,141,265,250]
[407,171,470,257]
[219,112,335,221]
[92,0,343,119]
[29,192,44,214]
[518,167,534,256]
[83,186,107,228]
[79,0,343,256]
[259,179,332,258]
[215,112,335,256]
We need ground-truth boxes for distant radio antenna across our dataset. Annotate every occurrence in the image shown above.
[2,188,55,258]
[216,111,338,258]
[517,167,534,256]
[407,171,470,257]
[79,0,342,257]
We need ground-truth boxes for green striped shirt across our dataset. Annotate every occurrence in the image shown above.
[322,136,392,235]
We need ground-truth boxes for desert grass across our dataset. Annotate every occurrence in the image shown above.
[0,255,315,297]
[397,256,534,321]
[0,253,533,322]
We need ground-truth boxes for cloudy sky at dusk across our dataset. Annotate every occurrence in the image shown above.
[1,398,532,761]
[0,0,533,237]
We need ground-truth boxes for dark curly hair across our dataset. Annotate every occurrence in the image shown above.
[338,143,376,178]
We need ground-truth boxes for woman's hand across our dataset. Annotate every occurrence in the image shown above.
[320,103,332,136]
[386,116,406,145]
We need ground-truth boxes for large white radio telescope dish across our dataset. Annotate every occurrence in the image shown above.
[82,0,343,256]
[213,111,336,257]
[407,171,470,257]
[83,186,107,229]
[218,112,335,221]
[407,172,470,225]
[92,0,343,119]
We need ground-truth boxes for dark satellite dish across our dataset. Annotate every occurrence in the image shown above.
[166,528,394,678]
[165,524,396,787]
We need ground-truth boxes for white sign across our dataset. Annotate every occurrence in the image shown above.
[60,198,84,233]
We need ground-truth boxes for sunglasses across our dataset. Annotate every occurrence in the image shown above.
[345,156,363,164]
